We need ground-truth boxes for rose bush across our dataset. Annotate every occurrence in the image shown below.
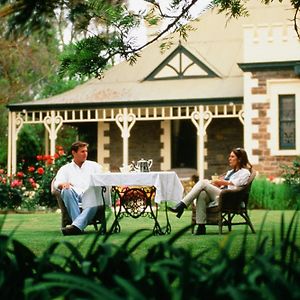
[0,146,71,211]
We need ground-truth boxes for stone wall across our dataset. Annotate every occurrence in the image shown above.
[206,118,243,177]
[250,69,298,177]
[251,70,298,94]
[251,102,296,177]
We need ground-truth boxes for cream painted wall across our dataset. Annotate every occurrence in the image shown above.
[243,23,300,63]
[242,72,260,165]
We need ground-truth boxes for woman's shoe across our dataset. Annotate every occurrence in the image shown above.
[168,201,187,218]
[194,224,206,235]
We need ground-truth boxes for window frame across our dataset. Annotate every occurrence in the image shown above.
[278,94,296,150]
[268,79,300,155]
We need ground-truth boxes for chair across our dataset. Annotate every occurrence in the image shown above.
[191,170,256,234]
[51,179,106,233]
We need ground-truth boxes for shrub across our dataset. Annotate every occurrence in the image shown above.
[30,151,71,208]
[0,181,22,210]
[0,146,71,210]
[281,157,300,205]
[0,212,300,299]
[249,176,297,210]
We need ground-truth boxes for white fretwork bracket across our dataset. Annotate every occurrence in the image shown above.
[15,115,25,140]
[115,112,136,138]
[238,109,245,125]
[44,115,63,140]
[191,109,213,135]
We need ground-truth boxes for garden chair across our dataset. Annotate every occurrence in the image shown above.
[191,170,256,234]
[51,179,106,233]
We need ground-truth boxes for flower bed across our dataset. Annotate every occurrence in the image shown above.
[0,146,71,211]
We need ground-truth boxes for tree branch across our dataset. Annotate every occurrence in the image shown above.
[293,6,300,39]
[129,0,200,54]
[0,1,26,18]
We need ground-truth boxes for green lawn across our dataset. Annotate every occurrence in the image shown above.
[1,209,299,260]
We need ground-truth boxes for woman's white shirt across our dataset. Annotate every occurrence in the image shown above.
[225,168,250,190]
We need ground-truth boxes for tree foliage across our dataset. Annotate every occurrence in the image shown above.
[0,14,82,165]
[1,0,300,79]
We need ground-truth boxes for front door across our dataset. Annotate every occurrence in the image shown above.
[171,120,197,169]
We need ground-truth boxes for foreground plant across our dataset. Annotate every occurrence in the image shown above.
[0,211,299,299]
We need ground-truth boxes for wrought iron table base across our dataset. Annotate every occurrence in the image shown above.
[110,186,171,235]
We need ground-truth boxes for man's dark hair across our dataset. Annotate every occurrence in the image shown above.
[71,141,89,153]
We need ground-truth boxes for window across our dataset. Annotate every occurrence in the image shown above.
[268,79,300,155]
[279,95,296,149]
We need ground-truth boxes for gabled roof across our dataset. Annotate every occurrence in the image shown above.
[144,43,220,80]
[8,0,296,111]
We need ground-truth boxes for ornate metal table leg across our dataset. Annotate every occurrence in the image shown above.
[99,186,107,235]
[110,186,121,233]
[149,202,164,235]
[163,201,172,234]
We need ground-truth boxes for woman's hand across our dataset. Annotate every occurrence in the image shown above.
[212,179,231,188]
[211,179,223,187]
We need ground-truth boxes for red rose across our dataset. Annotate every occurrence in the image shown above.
[37,167,44,175]
[36,155,43,161]
[16,171,24,178]
[11,179,22,188]
[58,150,65,156]
[43,155,51,161]
[46,158,53,165]
[28,177,35,183]
[28,166,35,172]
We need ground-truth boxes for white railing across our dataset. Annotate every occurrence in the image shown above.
[16,103,243,124]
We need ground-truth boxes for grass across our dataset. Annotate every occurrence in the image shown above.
[1,209,299,260]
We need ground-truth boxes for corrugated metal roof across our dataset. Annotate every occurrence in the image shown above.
[7,0,295,111]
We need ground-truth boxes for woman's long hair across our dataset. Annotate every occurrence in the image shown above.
[232,147,252,171]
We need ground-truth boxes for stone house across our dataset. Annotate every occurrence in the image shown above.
[7,0,300,179]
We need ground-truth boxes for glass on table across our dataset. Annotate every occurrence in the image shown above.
[211,174,219,181]
[119,165,131,173]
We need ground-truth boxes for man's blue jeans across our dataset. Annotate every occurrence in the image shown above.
[61,188,98,231]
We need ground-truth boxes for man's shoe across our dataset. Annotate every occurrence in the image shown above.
[194,224,206,235]
[168,201,187,218]
[61,225,82,236]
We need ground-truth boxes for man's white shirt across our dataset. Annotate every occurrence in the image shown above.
[54,160,104,196]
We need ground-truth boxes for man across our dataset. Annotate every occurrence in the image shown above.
[54,141,104,235]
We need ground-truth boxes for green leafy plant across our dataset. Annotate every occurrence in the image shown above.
[249,176,298,210]
[281,157,300,196]
[0,211,299,299]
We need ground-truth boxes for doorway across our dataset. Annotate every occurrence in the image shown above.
[171,120,197,169]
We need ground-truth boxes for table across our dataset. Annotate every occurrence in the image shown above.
[89,171,184,235]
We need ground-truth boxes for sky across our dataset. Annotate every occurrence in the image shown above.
[127,0,213,46]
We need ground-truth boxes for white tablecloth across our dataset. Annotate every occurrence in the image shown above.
[82,171,184,208]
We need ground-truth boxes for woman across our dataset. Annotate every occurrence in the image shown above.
[169,147,252,235]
